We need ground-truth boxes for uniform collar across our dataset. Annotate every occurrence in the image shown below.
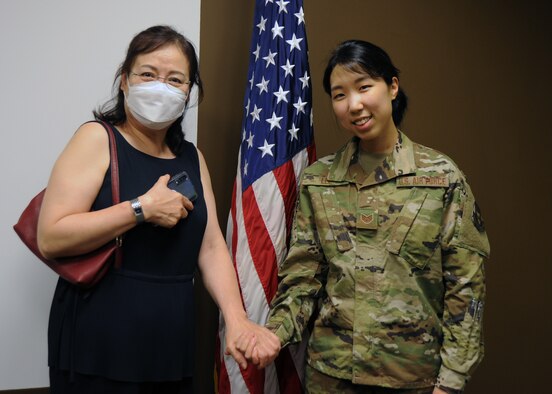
[327,131,417,186]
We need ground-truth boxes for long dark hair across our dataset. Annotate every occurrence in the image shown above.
[323,40,408,127]
[93,25,204,155]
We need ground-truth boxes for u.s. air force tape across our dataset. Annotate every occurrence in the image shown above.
[396,175,449,188]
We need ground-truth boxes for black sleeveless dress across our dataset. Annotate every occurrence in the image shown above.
[48,125,207,382]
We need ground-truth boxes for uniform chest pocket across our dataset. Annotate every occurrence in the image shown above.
[310,191,353,259]
[387,188,443,269]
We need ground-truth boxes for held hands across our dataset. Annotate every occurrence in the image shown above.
[139,174,194,227]
[225,318,281,370]
[237,325,281,369]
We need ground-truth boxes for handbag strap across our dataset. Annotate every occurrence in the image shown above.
[99,120,120,205]
[96,120,123,268]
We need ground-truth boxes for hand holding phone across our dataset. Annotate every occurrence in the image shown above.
[168,171,198,202]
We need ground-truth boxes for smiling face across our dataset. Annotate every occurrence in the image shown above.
[330,65,399,152]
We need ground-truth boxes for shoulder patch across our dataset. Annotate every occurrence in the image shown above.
[397,175,449,188]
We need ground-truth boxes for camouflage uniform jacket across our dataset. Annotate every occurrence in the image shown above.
[266,132,489,391]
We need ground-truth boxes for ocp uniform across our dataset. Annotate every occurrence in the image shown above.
[267,132,489,392]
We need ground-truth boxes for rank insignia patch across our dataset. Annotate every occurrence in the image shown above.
[357,211,378,230]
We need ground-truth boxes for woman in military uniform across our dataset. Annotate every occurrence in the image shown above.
[244,40,489,394]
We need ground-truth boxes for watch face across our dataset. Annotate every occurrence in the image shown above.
[131,199,145,222]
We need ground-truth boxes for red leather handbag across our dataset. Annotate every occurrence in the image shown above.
[13,121,122,287]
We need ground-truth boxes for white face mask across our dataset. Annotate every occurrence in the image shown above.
[125,80,188,130]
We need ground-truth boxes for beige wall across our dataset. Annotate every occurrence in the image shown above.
[198,1,552,393]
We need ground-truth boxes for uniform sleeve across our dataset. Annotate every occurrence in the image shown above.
[265,178,327,346]
[437,176,490,391]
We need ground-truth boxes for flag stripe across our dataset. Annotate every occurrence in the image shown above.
[242,185,278,302]
[233,163,269,393]
[273,159,299,244]
[264,363,280,394]
[234,167,270,320]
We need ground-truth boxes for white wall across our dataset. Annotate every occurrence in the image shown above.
[0,0,201,389]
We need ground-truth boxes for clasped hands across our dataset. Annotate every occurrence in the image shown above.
[225,319,281,369]
[225,321,453,394]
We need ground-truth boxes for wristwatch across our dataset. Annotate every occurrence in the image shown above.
[130,198,145,223]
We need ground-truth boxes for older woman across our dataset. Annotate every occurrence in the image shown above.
[38,25,279,393]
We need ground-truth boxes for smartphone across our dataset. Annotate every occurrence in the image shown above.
[168,171,198,202]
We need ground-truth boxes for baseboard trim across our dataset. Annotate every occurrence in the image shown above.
[0,389,48,394]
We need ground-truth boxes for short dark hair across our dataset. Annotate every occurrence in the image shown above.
[94,25,203,155]
[322,40,408,127]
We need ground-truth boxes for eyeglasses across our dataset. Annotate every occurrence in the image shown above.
[129,71,190,88]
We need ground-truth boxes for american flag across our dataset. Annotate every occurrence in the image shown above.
[216,0,315,393]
